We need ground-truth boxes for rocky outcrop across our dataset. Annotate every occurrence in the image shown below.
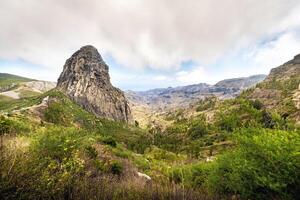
[56,45,132,123]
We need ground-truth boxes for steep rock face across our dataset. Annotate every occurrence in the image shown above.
[57,45,132,123]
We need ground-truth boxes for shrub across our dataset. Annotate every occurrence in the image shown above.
[187,120,208,139]
[0,116,11,135]
[101,136,117,147]
[215,99,263,131]
[207,128,300,199]
[110,161,123,175]
[85,145,98,159]
[44,102,71,126]
[31,126,86,160]
[250,99,264,110]
[0,116,32,135]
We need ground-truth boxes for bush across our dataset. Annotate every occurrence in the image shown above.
[85,145,98,159]
[0,116,11,135]
[101,136,117,147]
[0,116,31,135]
[44,102,71,126]
[187,120,208,139]
[215,99,263,131]
[31,126,88,161]
[250,99,264,110]
[110,161,123,175]
[207,128,300,199]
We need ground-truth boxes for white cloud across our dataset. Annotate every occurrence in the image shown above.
[175,67,206,84]
[153,75,168,81]
[0,0,299,72]
[1,0,300,90]
[252,32,300,71]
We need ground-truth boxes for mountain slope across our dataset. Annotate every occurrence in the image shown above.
[0,73,33,91]
[0,53,299,200]
[0,73,56,111]
[244,54,300,122]
[127,74,266,111]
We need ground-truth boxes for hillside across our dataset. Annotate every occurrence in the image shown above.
[0,73,33,91]
[0,53,299,200]
[244,54,300,123]
[127,75,266,128]
[0,73,55,99]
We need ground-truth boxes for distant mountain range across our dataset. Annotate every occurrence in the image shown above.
[126,74,266,110]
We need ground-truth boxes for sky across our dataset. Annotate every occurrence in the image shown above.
[1,0,300,91]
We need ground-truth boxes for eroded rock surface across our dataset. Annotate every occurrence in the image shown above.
[57,45,132,123]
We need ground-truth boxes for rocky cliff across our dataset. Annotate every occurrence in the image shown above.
[56,45,132,123]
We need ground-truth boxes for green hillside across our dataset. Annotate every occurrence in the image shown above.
[241,55,300,122]
[0,73,33,89]
[0,85,299,199]
[0,56,300,200]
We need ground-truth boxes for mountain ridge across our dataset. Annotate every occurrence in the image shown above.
[126,74,266,111]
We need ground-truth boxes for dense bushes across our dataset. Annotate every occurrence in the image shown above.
[44,102,71,126]
[166,128,300,199]
[187,119,208,139]
[215,98,263,131]
[1,89,300,199]
[207,128,300,199]
[0,116,32,135]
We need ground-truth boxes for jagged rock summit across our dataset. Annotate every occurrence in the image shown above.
[57,45,132,123]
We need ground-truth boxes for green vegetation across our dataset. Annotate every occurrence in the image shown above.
[166,128,300,200]
[18,88,41,98]
[0,73,33,89]
[196,96,217,112]
[207,128,300,200]
[0,76,299,199]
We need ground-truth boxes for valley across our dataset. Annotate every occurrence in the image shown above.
[0,47,299,200]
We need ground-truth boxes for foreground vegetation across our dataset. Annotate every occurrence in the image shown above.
[0,89,299,200]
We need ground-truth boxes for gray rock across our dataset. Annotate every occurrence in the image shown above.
[57,45,132,123]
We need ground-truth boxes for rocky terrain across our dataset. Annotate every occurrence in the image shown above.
[126,74,266,111]
[57,45,132,123]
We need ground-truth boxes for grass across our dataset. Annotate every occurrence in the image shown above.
[0,78,299,199]
[18,88,41,98]
[0,73,33,89]
[0,95,41,112]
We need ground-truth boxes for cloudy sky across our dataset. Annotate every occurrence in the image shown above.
[1,0,300,91]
